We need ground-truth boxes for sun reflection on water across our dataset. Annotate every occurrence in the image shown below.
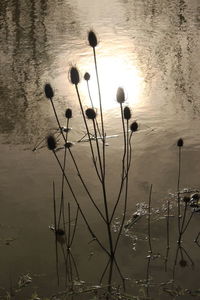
[78,55,144,110]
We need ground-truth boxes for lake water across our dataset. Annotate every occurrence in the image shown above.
[0,0,200,299]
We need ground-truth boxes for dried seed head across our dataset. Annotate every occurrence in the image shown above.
[85,108,96,119]
[69,66,80,85]
[56,228,65,244]
[116,87,125,104]
[130,121,138,132]
[124,106,131,120]
[179,259,187,267]
[177,138,183,147]
[44,83,54,99]
[88,30,98,48]
[65,142,74,149]
[56,228,65,236]
[182,196,190,203]
[65,108,72,119]
[47,135,56,150]
[84,72,90,81]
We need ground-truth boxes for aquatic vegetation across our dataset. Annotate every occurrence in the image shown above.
[28,31,200,300]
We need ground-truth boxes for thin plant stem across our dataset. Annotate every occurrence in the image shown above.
[93,47,106,176]
[148,184,153,253]
[110,103,127,223]
[177,147,182,235]
[182,211,194,234]
[67,202,71,247]
[75,84,102,181]
[178,201,188,244]
[120,103,127,179]
[58,120,69,230]
[113,257,125,289]
[52,150,109,256]
[53,181,59,286]
[110,132,133,223]
[165,199,170,272]
[49,97,105,222]
[69,206,79,247]
[100,258,110,284]
[181,246,194,266]
[172,245,180,281]
[50,98,66,141]
[107,256,114,294]
[70,250,80,280]
[92,119,114,257]
[114,119,130,253]
[60,243,68,285]
[68,147,106,222]
[146,256,151,298]
[86,80,102,140]
[194,232,200,243]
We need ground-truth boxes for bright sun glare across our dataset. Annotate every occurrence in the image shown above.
[79,56,143,110]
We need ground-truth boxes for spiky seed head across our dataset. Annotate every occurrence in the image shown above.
[179,259,187,267]
[88,30,98,48]
[124,106,131,120]
[177,138,183,147]
[85,108,96,119]
[65,108,72,119]
[130,121,138,132]
[44,83,54,99]
[116,87,125,104]
[65,142,74,149]
[47,135,56,150]
[84,72,90,81]
[69,66,80,85]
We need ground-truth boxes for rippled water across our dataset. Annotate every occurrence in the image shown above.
[0,0,200,299]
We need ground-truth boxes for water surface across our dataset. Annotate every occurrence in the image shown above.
[0,0,200,299]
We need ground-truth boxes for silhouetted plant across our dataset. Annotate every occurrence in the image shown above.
[177,138,184,238]
[43,31,140,294]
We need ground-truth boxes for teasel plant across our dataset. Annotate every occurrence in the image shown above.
[175,139,195,245]
[177,138,183,237]
[43,30,139,293]
[164,197,170,272]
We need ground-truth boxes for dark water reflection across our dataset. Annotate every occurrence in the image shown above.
[0,0,200,299]
[0,0,200,142]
